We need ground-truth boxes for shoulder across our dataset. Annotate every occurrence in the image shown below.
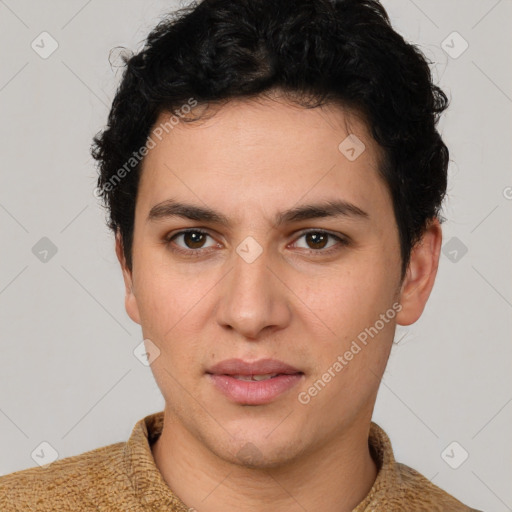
[0,440,129,511]
[395,462,483,511]
[365,422,483,511]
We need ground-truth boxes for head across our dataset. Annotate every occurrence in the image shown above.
[92,0,448,467]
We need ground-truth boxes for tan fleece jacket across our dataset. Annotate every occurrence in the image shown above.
[0,411,482,511]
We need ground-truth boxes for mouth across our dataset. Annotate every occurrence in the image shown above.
[227,373,284,381]
[206,358,304,405]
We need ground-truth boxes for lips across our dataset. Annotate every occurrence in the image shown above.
[206,358,304,405]
[207,358,301,376]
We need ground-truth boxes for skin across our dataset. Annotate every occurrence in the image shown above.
[115,92,442,512]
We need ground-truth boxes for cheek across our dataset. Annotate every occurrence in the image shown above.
[132,253,216,368]
[132,245,198,331]
[298,250,400,387]
[300,275,397,412]
[134,275,175,337]
[310,261,398,339]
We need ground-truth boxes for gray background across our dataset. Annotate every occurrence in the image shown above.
[1,0,511,510]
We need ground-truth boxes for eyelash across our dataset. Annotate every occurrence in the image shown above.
[164,228,350,258]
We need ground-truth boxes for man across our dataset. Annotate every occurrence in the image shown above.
[0,0,482,510]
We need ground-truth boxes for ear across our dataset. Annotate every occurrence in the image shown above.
[115,230,141,325]
[395,218,442,326]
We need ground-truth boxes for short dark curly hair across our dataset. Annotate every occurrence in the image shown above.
[91,0,449,278]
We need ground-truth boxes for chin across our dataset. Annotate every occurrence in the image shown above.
[209,429,307,470]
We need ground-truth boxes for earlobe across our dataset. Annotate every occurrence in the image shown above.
[115,231,141,325]
[396,218,442,326]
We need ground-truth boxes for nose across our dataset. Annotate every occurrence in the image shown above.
[215,242,291,340]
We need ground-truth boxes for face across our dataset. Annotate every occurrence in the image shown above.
[117,95,438,468]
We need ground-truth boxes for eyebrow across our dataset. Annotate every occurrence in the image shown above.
[146,198,369,227]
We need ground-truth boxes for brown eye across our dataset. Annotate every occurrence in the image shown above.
[305,232,329,250]
[292,230,348,254]
[182,231,207,249]
[168,230,217,251]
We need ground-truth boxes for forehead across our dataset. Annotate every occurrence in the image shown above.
[137,97,390,220]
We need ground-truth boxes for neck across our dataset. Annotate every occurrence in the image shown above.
[151,412,378,512]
